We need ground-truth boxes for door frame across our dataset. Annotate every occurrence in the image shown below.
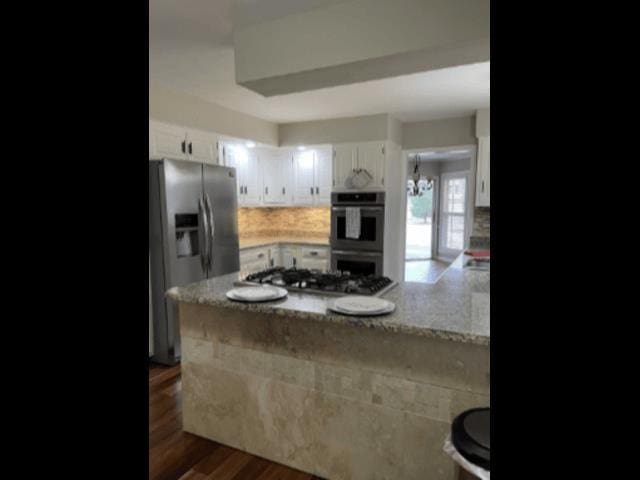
[436,170,471,262]
[398,144,477,282]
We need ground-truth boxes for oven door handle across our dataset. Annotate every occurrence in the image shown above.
[331,250,382,257]
[331,207,384,212]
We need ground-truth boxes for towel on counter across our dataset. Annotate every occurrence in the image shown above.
[345,207,361,239]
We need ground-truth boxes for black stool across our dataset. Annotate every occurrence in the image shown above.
[451,407,490,479]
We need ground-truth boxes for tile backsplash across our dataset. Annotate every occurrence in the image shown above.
[238,207,330,239]
[472,207,490,237]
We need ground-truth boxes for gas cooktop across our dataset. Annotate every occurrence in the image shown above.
[235,267,397,297]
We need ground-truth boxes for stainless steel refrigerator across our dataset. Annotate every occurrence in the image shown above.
[149,158,240,365]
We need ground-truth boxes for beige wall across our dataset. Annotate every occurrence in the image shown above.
[387,115,403,146]
[149,82,278,145]
[476,108,490,137]
[279,113,390,146]
[402,116,476,150]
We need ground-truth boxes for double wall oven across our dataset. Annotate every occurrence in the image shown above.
[330,192,385,276]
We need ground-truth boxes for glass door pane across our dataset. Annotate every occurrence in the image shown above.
[439,174,467,258]
[405,182,434,261]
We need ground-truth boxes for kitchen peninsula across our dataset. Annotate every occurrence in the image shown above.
[167,255,489,480]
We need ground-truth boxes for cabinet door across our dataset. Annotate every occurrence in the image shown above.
[243,149,262,205]
[186,129,217,164]
[299,258,329,271]
[356,141,385,188]
[221,144,244,204]
[240,247,269,275]
[333,144,356,190]
[475,136,490,206]
[314,147,332,205]
[282,247,296,268]
[150,121,187,159]
[269,246,282,267]
[262,151,290,205]
[293,150,316,205]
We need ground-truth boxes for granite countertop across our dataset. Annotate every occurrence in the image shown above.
[239,236,330,249]
[167,253,490,346]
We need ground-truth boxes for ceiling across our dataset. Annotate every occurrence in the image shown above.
[149,0,490,124]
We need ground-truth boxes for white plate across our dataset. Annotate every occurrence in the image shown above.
[333,296,392,313]
[226,286,288,302]
[328,296,395,316]
[328,301,395,317]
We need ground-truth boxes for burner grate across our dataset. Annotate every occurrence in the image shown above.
[241,268,394,296]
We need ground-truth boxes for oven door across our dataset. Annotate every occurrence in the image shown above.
[331,206,384,251]
[331,250,383,277]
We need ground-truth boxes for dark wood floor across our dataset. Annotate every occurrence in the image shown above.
[150,362,325,480]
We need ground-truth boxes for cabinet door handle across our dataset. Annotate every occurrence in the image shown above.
[316,186,319,194]
[188,142,193,154]
[482,181,485,193]
[181,140,186,153]
[310,187,314,195]
[265,186,268,195]
[282,187,285,195]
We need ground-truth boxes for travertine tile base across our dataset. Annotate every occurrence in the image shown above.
[179,303,490,480]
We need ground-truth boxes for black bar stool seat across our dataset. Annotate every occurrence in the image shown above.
[451,407,490,474]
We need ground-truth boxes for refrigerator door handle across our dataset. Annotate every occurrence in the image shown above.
[198,196,209,274]
[205,193,215,271]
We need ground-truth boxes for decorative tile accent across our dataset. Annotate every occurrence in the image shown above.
[186,337,485,425]
[237,207,330,239]
[472,206,490,238]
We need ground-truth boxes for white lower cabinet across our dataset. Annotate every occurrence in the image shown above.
[268,246,282,267]
[298,258,329,271]
[239,247,270,277]
[240,244,329,273]
[282,247,296,268]
[298,245,329,270]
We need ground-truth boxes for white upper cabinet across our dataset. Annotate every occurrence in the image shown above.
[185,128,218,164]
[149,121,218,164]
[332,143,356,189]
[292,146,332,206]
[150,121,187,159]
[332,141,386,190]
[243,149,262,205]
[221,144,244,199]
[262,149,291,205]
[356,141,385,188]
[475,136,490,206]
[292,150,316,205]
[314,147,332,205]
[151,119,337,208]
[222,144,262,206]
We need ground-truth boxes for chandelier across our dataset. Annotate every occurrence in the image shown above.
[408,154,434,196]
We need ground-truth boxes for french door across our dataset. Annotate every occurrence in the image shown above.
[438,172,468,259]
